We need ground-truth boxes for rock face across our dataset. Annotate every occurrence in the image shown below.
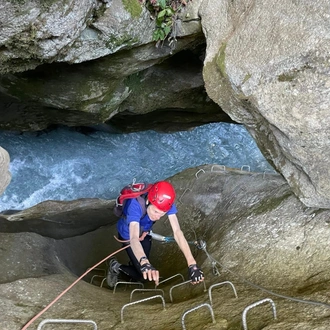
[164,166,330,289]
[2,166,329,289]
[1,0,329,208]
[0,0,203,72]
[1,2,330,328]
[0,0,229,132]
[200,0,330,208]
[1,167,330,330]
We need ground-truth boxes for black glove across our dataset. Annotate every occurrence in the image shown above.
[140,262,156,273]
[188,264,204,283]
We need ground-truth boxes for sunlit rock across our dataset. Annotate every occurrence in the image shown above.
[201,0,330,208]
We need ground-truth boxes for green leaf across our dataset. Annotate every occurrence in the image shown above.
[158,0,166,9]
[159,29,165,40]
[166,8,174,15]
[157,9,166,19]
[155,17,164,26]
[152,29,162,41]
[164,26,171,35]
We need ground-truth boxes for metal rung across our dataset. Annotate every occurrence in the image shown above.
[113,281,144,293]
[181,303,215,330]
[100,277,107,288]
[242,298,277,330]
[208,281,238,306]
[169,280,207,303]
[121,295,166,323]
[241,165,251,172]
[90,275,105,285]
[155,273,185,288]
[37,319,97,330]
[130,289,165,302]
[195,169,205,178]
[211,165,226,172]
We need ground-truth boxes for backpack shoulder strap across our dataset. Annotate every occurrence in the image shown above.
[136,194,148,218]
[117,183,153,206]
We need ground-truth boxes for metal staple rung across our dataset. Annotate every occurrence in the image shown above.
[211,165,226,172]
[208,281,238,306]
[241,165,251,172]
[37,319,97,330]
[156,273,185,288]
[181,303,215,330]
[90,275,105,284]
[130,289,165,302]
[113,281,144,293]
[195,169,205,178]
[121,295,166,323]
[169,280,207,303]
[242,298,277,330]
[263,170,274,178]
[100,277,107,288]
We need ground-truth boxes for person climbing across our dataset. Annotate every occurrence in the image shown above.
[107,180,204,288]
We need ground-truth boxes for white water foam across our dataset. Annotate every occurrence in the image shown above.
[0,123,275,212]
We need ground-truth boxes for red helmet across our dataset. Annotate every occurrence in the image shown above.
[148,181,176,212]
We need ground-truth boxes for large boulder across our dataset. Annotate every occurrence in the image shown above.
[201,0,330,208]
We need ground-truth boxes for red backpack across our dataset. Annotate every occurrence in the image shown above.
[114,181,153,217]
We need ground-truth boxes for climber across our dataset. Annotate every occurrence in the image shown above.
[107,180,204,288]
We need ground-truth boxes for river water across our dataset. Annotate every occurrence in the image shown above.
[0,122,275,212]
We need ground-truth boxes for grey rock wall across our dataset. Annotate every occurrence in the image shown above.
[201,0,330,208]
[0,0,225,132]
[1,167,330,329]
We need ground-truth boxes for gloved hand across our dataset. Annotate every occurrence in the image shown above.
[140,262,156,273]
[140,262,159,285]
[188,264,204,284]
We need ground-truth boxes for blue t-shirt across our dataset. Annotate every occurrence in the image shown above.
[117,197,177,240]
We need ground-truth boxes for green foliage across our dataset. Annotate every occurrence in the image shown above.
[216,42,227,78]
[123,0,143,18]
[145,0,189,44]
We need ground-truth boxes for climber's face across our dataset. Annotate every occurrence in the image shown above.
[147,204,166,221]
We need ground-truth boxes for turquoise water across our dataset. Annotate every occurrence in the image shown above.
[0,123,274,212]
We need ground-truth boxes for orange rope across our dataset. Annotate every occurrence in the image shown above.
[114,232,148,243]
[21,244,130,330]
[113,235,130,243]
